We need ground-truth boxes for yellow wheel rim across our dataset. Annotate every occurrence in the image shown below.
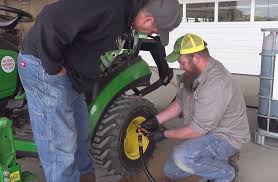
[124,116,150,160]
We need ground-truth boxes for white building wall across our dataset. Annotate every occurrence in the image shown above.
[141,0,278,76]
[172,21,278,75]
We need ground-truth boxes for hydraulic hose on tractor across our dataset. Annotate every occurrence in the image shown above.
[137,128,157,182]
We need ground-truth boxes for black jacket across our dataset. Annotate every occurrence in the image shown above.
[21,0,148,93]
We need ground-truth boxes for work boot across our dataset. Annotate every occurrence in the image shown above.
[206,153,240,182]
[228,152,240,182]
[80,172,96,182]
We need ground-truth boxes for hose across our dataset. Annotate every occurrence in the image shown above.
[137,129,157,182]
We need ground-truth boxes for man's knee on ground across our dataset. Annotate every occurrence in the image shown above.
[172,148,195,174]
[163,152,190,179]
[163,162,173,178]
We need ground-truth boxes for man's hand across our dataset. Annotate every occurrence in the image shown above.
[140,116,159,132]
[147,127,166,142]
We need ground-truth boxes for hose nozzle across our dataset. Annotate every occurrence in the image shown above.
[135,123,150,136]
[137,128,143,146]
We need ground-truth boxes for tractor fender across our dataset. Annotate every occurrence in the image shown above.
[87,59,151,137]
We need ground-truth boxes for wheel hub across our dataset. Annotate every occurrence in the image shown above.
[124,116,149,160]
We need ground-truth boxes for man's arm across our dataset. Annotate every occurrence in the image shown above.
[140,36,173,85]
[164,126,202,140]
[165,81,230,140]
[141,91,183,131]
[156,100,182,124]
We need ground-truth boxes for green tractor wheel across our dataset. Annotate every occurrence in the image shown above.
[91,96,157,177]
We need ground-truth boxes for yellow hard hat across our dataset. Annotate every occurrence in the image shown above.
[165,33,207,62]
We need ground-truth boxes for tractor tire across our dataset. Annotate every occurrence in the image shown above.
[91,95,157,179]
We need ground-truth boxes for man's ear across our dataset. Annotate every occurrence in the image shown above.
[145,16,155,24]
[193,54,200,65]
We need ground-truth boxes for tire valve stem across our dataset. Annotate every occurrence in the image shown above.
[135,123,150,135]
[137,129,143,147]
[137,127,157,182]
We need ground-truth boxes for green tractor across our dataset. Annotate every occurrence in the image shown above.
[0,5,173,182]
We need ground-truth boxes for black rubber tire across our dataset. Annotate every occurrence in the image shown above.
[91,95,157,177]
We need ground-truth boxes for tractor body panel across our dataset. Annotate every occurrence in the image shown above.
[88,58,151,137]
[0,117,22,182]
[14,140,37,153]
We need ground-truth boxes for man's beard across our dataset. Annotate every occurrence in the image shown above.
[182,65,200,92]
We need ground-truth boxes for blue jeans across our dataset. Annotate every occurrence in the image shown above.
[164,134,239,182]
[18,52,94,182]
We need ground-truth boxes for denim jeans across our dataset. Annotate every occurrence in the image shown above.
[18,52,94,182]
[164,133,239,182]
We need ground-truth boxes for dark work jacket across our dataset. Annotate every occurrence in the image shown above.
[21,0,149,94]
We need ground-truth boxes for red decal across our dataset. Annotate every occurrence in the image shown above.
[20,61,26,67]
